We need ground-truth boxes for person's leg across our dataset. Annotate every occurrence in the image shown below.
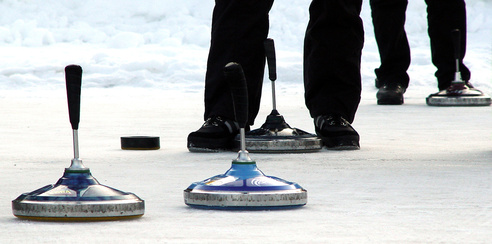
[204,0,274,124]
[304,0,363,123]
[425,0,470,90]
[304,0,363,149]
[370,0,409,105]
[370,0,410,88]
[188,0,274,151]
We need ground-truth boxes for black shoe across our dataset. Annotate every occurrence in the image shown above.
[187,116,240,152]
[314,115,360,150]
[377,84,406,105]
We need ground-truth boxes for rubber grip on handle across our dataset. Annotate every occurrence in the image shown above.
[224,62,248,128]
[451,29,461,60]
[65,65,83,130]
[264,38,277,81]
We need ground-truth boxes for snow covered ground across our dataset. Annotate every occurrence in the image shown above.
[0,0,491,243]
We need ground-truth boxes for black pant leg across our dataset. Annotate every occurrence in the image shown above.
[304,0,363,123]
[426,0,470,90]
[204,0,274,125]
[370,0,410,88]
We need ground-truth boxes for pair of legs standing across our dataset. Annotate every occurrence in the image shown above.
[371,0,471,104]
[188,0,364,151]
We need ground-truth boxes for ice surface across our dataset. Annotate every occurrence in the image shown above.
[0,0,491,243]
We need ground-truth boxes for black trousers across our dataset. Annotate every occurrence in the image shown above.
[370,0,470,90]
[204,0,363,125]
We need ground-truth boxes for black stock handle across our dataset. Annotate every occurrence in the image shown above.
[264,38,277,81]
[451,29,461,60]
[224,62,248,128]
[65,65,83,130]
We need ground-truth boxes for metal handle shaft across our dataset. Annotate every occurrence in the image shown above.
[451,29,463,83]
[64,65,87,171]
[224,63,253,162]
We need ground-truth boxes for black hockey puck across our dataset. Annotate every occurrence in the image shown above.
[121,136,160,150]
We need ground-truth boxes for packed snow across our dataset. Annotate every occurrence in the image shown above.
[0,0,491,243]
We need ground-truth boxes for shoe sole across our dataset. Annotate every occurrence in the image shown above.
[377,97,403,105]
[319,134,360,150]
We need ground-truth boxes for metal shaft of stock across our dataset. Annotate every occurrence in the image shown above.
[451,29,462,83]
[224,62,250,158]
[65,65,86,170]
